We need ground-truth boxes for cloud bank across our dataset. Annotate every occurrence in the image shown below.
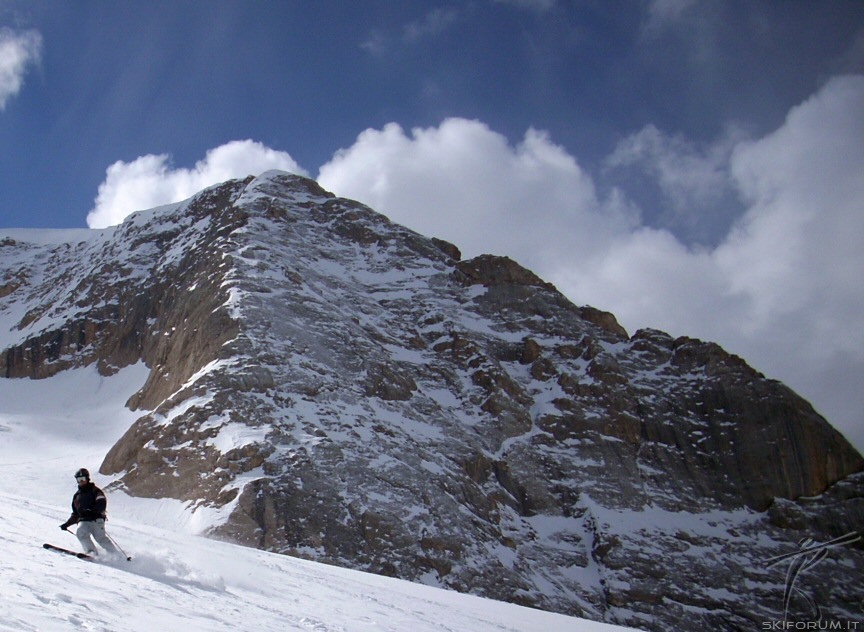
[317,76,864,451]
[0,27,42,110]
[86,140,306,228]
[87,76,864,452]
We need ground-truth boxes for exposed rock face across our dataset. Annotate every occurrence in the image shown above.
[1,171,862,630]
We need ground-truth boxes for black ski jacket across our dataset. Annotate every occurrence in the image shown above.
[64,482,108,527]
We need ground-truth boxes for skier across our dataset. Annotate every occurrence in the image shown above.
[59,468,119,557]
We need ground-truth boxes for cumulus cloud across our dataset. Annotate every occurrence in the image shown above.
[87,140,307,228]
[0,27,42,110]
[720,75,864,358]
[318,78,864,451]
[319,118,638,275]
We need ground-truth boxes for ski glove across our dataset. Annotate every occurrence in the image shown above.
[59,523,68,530]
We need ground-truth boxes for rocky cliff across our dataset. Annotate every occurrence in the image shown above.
[2,171,862,629]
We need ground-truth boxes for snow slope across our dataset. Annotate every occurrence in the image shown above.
[0,365,632,631]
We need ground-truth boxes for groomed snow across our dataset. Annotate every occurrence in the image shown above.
[0,365,634,631]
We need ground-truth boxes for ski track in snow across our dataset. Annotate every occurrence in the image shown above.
[0,364,631,631]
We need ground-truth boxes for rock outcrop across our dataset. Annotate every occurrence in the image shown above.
[1,171,861,630]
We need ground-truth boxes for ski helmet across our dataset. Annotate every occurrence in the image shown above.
[74,468,90,481]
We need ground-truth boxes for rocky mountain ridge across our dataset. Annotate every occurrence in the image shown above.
[1,171,862,630]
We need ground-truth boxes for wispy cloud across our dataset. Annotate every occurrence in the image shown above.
[403,8,461,43]
[0,27,42,110]
[361,7,463,55]
[492,0,557,12]
[605,123,746,241]
[643,0,698,34]
[359,30,388,56]
[832,27,864,75]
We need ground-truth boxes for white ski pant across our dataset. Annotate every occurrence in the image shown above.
[76,519,118,555]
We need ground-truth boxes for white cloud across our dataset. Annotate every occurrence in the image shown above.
[319,118,637,275]
[717,76,864,381]
[86,140,307,228]
[0,27,42,110]
[317,78,864,452]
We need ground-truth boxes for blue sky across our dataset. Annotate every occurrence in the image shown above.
[1,0,863,451]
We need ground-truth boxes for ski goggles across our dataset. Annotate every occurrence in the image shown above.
[76,476,88,482]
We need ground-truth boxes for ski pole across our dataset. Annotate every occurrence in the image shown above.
[106,532,132,561]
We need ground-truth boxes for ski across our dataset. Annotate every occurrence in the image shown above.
[43,543,92,560]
